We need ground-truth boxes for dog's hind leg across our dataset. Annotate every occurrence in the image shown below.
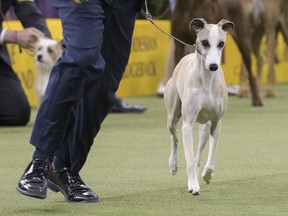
[167,112,181,176]
[164,82,181,176]
[195,122,211,174]
[202,120,222,184]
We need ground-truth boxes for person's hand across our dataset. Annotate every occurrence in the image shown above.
[17,27,45,51]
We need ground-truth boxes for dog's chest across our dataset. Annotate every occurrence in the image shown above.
[192,87,225,124]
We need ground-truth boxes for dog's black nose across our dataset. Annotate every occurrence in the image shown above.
[209,63,218,71]
[37,55,43,62]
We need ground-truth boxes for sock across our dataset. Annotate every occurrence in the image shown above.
[53,156,70,171]
[32,147,54,163]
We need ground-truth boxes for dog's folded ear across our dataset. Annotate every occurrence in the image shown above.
[217,19,234,34]
[58,39,64,49]
[189,18,207,33]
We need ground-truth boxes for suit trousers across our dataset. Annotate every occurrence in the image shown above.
[30,0,140,173]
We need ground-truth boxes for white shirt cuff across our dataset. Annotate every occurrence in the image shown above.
[0,29,7,45]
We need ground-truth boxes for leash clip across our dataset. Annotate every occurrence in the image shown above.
[145,12,153,22]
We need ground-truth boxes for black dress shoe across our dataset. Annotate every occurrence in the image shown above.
[48,168,99,203]
[110,100,147,113]
[17,159,50,199]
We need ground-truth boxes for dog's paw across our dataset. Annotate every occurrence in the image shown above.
[188,182,200,196]
[169,157,178,175]
[170,167,178,175]
[188,189,200,196]
[202,167,214,184]
[169,162,178,176]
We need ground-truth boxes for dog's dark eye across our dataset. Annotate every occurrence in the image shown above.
[201,40,210,48]
[218,41,225,48]
[48,47,53,53]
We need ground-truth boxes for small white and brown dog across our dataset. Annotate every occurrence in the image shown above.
[164,18,234,195]
[33,37,62,101]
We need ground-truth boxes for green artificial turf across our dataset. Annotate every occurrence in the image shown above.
[0,84,288,216]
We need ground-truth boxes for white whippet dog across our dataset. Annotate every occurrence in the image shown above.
[164,18,234,195]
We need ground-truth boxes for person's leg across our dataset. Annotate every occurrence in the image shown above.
[48,2,140,203]
[157,39,175,97]
[54,1,141,174]
[0,74,30,126]
[53,78,113,172]
[0,44,31,126]
[17,0,105,201]
[30,0,105,158]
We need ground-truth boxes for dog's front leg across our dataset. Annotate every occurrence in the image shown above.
[182,115,200,195]
[202,120,222,184]
[195,122,211,171]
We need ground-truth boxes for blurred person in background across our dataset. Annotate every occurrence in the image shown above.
[156,0,176,97]
[0,0,50,126]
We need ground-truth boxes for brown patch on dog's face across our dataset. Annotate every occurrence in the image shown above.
[47,45,60,62]
[33,38,63,101]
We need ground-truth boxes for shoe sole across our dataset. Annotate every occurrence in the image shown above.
[47,180,60,193]
[47,180,99,203]
[16,186,46,199]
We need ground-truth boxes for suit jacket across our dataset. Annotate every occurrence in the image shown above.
[104,0,144,11]
[0,0,50,77]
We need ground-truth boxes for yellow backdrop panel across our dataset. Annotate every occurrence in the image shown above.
[4,19,288,107]
[117,20,170,97]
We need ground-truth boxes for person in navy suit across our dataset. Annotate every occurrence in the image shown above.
[0,0,50,126]
[35,0,147,113]
[17,0,144,203]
